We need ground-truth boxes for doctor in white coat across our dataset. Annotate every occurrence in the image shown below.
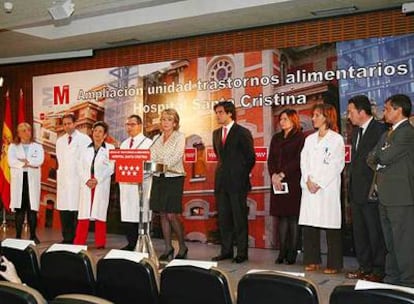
[8,122,44,244]
[299,103,345,274]
[74,121,114,248]
[56,113,92,244]
[119,114,153,251]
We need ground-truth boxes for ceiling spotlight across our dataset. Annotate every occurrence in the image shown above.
[48,0,75,20]
[4,1,13,13]
[0,77,4,87]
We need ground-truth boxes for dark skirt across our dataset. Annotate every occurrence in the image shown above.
[150,175,184,213]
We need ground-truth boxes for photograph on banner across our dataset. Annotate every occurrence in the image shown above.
[31,34,414,249]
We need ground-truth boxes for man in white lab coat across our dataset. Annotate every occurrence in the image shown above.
[56,113,92,244]
[119,114,153,250]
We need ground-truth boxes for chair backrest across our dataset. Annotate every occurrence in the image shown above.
[40,249,96,300]
[96,257,159,304]
[1,244,43,294]
[0,281,47,304]
[50,293,114,304]
[330,285,414,304]
[160,265,234,304]
[237,271,319,304]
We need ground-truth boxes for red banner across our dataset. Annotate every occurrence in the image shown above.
[254,146,268,162]
[109,149,151,183]
[115,160,143,183]
[184,148,197,163]
[206,147,217,162]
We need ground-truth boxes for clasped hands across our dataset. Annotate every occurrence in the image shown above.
[86,178,98,189]
[306,176,320,194]
[18,158,38,169]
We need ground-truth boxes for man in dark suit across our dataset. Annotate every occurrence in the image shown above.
[211,101,256,263]
[346,95,386,282]
[368,94,414,287]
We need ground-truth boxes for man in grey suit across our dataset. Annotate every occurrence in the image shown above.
[346,95,386,282]
[368,94,414,287]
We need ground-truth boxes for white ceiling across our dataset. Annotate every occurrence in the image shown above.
[0,0,408,64]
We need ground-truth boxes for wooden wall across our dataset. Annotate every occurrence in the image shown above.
[1,8,414,127]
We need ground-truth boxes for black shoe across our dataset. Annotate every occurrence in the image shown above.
[212,253,233,261]
[121,244,135,251]
[31,236,40,245]
[275,256,285,264]
[175,247,188,259]
[159,248,174,261]
[232,255,248,264]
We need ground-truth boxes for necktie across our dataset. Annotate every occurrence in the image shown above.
[129,138,134,148]
[356,127,363,150]
[68,135,72,145]
[222,127,227,145]
[387,128,394,139]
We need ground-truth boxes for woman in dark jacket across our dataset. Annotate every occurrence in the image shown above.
[268,109,305,264]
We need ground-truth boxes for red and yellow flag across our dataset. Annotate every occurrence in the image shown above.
[17,88,26,124]
[0,90,12,211]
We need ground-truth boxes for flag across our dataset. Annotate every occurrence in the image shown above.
[116,159,143,183]
[17,88,26,124]
[0,91,12,211]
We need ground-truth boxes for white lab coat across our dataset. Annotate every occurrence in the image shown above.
[119,133,153,223]
[298,130,345,229]
[56,130,92,211]
[7,142,44,211]
[78,142,114,221]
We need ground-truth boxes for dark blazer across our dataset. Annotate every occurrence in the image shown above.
[349,119,386,204]
[213,123,256,193]
[267,130,305,216]
[368,120,414,206]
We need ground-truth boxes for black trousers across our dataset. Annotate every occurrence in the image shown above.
[216,190,249,257]
[351,202,385,276]
[60,210,78,243]
[15,172,38,239]
[125,222,139,248]
[379,204,414,287]
[303,225,343,270]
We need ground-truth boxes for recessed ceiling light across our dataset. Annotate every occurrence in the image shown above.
[311,6,358,17]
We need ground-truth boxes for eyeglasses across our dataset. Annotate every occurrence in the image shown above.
[125,123,139,127]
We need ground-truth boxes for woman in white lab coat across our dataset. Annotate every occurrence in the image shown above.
[73,121,114,248]
[7,122,44,244]
[298,103,345,274]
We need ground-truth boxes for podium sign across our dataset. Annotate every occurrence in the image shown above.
[109,149,151,183]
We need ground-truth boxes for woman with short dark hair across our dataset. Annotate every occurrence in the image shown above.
[268,109,305,264]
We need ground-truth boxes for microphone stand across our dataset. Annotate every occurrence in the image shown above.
[134,168,159,269]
